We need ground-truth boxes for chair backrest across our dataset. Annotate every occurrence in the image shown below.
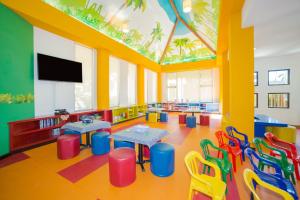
[215,130,226,146]
[225,126,235,137]
[243,168,294,200]
[264,132,276,144]
[185,151,201,176]
[200,139,213,159]
[253,138,266,155]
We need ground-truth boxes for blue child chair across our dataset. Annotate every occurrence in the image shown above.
[245,148,298,200]
[226,126,250,161]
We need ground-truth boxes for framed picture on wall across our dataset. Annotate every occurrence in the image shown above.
[254,93,258,108]
[268,69,290,85]
[254,71,258,86]
[268,93,289,108]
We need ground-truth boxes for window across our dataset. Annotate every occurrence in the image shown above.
[268,93,289,108]
[109,56,137,107]
[144,69,157,104]
[75,44,96,111]
[163,69,219,103]
[268,69,290,85]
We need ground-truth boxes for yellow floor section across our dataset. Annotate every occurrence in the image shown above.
[0,113,299,200]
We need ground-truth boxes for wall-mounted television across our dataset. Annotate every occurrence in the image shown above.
[37,53,82,83]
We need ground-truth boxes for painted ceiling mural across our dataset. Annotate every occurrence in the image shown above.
[43,0,220,65]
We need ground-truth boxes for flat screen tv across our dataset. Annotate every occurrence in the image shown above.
[37,53,82,83]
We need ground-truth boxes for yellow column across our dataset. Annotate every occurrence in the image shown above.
[157,72,162,102]
[97,49,110,109]
[137,64,145,105]
[228,11,254,141]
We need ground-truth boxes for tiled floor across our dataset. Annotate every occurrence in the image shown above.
[0,113,299,200]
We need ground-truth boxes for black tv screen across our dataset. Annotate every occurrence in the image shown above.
[37,53,82,83]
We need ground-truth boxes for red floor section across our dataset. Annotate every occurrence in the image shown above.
[0,153,29,168]
[58,154,108,183]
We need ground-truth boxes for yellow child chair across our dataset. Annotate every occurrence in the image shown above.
[148,112,158,123]
[243,168,294,200]
[184,151,227,200]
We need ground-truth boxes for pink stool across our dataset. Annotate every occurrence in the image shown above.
[97,127,112,134]
[200,115,210,126]
[109,148,136,187]
[143,140,161,158]
[57,135,80,160]
[179,114,187,124]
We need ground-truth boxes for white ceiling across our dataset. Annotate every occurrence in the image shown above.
[242,0,300,58]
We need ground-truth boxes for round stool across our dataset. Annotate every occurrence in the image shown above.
[143,140,161,158]
[57,135,80,160]
[200,115,210,126]
[109,148,136,187]
[114,139,135,149]
[179,114,187,124]
[64,129,82,143]
[150,143,175,177]
[91,132,110,155]
[186,116,196,128]
[160,112,168,122]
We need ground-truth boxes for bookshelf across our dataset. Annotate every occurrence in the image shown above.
[111,105,147,124]
[8,110,111,153]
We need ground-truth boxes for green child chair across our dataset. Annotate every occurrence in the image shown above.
[200,139,233,182]
[253,138,296,185]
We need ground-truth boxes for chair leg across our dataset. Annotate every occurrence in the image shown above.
[291,173,296,185]
[208,166,211,174]
[250,192,254,200]
[242,150,246,161]
[229,170,233,181]
[203,164,207,174]
[293,160,300,180]
[232,155,237,172]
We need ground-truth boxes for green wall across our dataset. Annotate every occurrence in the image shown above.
[0,4,34,156]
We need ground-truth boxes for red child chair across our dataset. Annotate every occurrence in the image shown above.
[265,132,300,181]
[215,130,243,172]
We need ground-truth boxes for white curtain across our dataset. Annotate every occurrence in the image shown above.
[74,44,96,111]
[145,69,157,104]
[164,68,219,103]
[109,56,137,107]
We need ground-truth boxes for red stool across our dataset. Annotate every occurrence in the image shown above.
[200,115,210,126]
[57,135,80,160]
[143,140,161,158]
[109,148,136,187]
[179,114,187,124]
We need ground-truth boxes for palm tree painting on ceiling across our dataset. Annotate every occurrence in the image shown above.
[43,0,220,65]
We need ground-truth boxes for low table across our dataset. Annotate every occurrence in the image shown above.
[62,120,111,149]
[254,114,288,137]
[110,125,168,172]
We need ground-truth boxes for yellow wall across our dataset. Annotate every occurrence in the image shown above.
[157,72,162,102]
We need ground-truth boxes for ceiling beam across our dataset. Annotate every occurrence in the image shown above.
[169,0,216,54]
[159,18,178,64]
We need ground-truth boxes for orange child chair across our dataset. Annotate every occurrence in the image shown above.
[265,132,300,181]
[184,151,227,200]
[243,168,294,200]
[215,130,243,172]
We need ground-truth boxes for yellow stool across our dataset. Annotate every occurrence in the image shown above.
[266,126,296,143]
[148,113,158,123]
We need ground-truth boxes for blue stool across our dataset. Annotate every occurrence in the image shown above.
[91,132,110,155]
[160,112,168,122]
[186,116,196,128]
[64,129,82,143]
[114,139,135,149]
[150,143,174,177]
[146,112,149,121]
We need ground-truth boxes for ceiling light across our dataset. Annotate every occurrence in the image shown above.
[183,0,192,13]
